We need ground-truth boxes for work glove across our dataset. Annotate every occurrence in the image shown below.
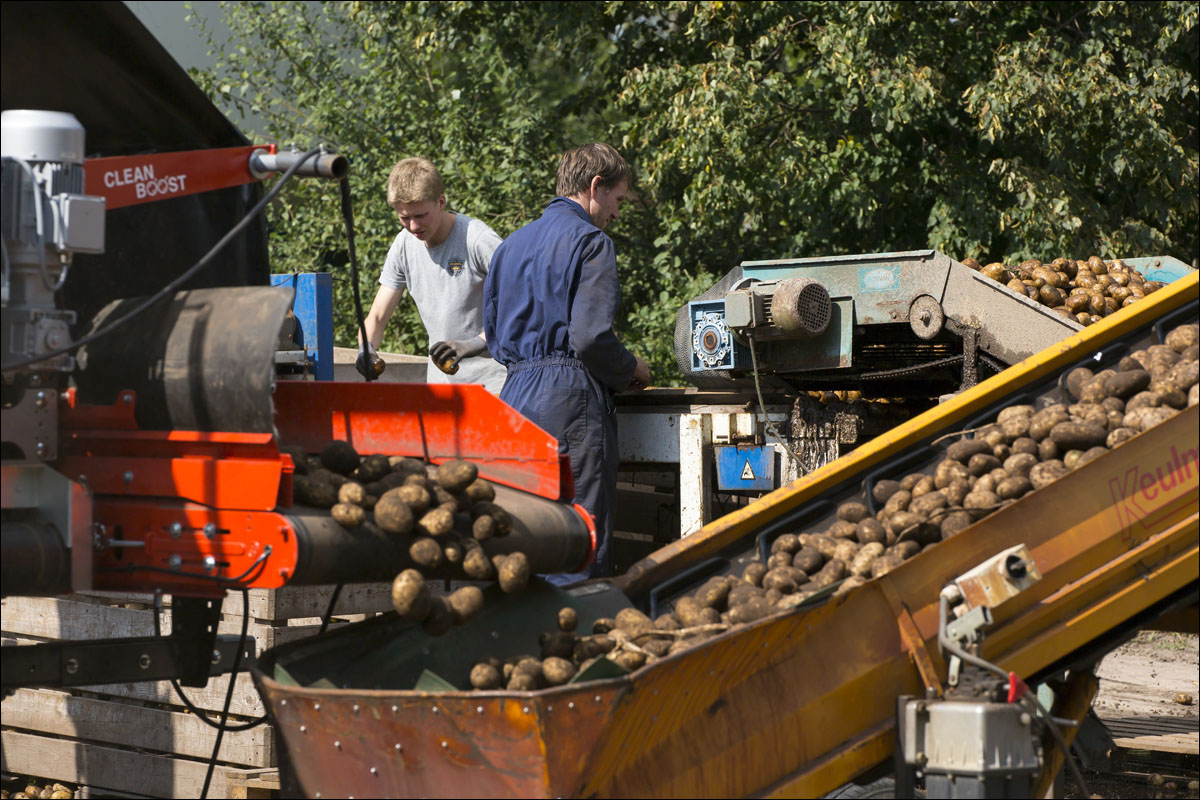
[429,337,489,375]
[355,342,382,380]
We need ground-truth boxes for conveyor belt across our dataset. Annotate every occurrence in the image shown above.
[253,272,1197,799]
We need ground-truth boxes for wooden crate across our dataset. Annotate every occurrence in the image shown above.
[1,584,390,797]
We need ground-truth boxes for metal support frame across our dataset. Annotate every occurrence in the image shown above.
[0,599,247,692]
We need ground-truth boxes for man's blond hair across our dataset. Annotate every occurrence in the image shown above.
[386,157,444,206]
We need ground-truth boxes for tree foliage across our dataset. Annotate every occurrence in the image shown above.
[190,1,1198,384]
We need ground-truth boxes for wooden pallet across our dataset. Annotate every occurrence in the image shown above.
[1101,715,1200,756]
[1,584,388,797]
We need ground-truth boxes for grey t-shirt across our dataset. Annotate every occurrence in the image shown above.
[380,213,507,393]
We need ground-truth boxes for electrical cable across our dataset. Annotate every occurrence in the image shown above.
[320,583,345,635]
[201,586,250,800]
[99,545,272,584]
[747,332,804,468]
[2,147,323,372]
[938,592,1091,797]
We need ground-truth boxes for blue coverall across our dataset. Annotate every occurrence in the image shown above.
[483,197,638,582]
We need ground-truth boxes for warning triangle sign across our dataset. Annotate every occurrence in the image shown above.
[741,460,755,480]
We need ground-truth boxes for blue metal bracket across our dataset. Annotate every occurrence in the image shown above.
[269,273,333,380]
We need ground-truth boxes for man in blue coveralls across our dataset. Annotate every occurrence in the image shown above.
[484,143,651,583]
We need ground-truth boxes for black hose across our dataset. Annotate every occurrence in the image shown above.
[339,177,376,381]
[319,583,344,635]
[2,148,323,372]
[201,586,251,800]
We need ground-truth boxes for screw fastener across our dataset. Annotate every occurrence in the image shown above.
[138,654,151,670]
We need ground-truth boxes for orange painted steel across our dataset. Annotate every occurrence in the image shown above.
[273,381,569,500]
[254,272,1197,798]
[63,379,579,595]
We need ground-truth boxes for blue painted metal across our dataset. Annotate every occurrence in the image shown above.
[269,272,334,380]
[688,299,750,371]
[1120,256,1194,285]
[715,444,776,491]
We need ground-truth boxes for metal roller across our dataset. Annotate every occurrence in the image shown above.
[75,286,293,432]
[0,516,71,597]
[286,482,593,584]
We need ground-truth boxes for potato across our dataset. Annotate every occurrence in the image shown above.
[963,490,1000,513]
[548,606,578,634]
[396,483,432,514]
[461,546,495,580]
[810,558,847,588]
[1048,421,1108,451]
[883,489,912,513]
[834,576,867,597]
[470,662,502,689]
[1169,360,1198,391]
[793,547,824,573]
[837,502,869,523]
[574,634,616,662]
[540,630,579,660]
[911,476,936,497]
[417,505,455,537]
[996,476,1032,500]
[281,445,309,474]
[992,442,1011,461]
[850,542,885,577]
[766,552,791,570]
[373,489,415,534]
[832,540,859,564]
[871,553,904,578]
[409,537,443,570]
[828,520,858,540]
[996,405,1036,426]
[320,440,360,475]
[899,473,924,491]
[1003,452,1038,478]
[886,511,924,538]
[741,562,768,586]
[910,491,948,518]
[447,586,485,625]
[654,614,681,631]
[1028,406,1069,440]
[771,533,800,554]
[1190,384,1199,407]
[999,416,1030,442]
[1106,369,1151,399]
[473,502,513,536]
[462,477,496,505]
[967,453,1002,477]
[497,551,531,594]
[436,460,478,493]
[891,540,922,559]
[297,477,339,509]
[856,518,887,545]
[507,671,539,691]
[762,568,798,594]
[807,534,839,558]
[331,502,366,528]
[1165,324,1199,353]
[391,569,431,621]
[1126,390,1164,414]
[542,656,577,686]
[472,514,496,541]
[355,454,391,483]
[1136,406,1178,431]
[1010,437,1039,456]
[693,576,729,608]
[728,582,765,607]
[973,473,997,495]
[672,597,708,627]
[337,481,367,506]
[615,607,655,637]
[611,650,648,671]
[1074,446,1109,469]
[872,479,903,505]
[1106,427,1137,448]
[934,459,971,489]
[940,510,975,539]
[728,597,772,624]
[1029,460,1069,490]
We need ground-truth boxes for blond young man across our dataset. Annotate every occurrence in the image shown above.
[357,158,506,393]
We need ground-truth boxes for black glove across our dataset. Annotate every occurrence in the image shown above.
[429,337,489,374]
[355,344,380,380]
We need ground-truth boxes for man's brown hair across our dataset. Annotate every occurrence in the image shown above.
[387,157,444,206]
[555,143,630,198]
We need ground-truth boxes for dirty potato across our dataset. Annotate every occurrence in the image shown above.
[391,569,431,621]
[447,586,485,625]
[498,551,531,594]
[436,460,479,493]
[320,440,360,475]
[330,502,366,528]
[373,489,415,534]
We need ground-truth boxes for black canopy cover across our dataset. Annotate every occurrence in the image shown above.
[1,0,269,332]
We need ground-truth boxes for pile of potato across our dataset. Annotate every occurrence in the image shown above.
[960,256,1166,326]
[285,444,531,635]
[0,779,75,799]
[497,320,1196,687]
